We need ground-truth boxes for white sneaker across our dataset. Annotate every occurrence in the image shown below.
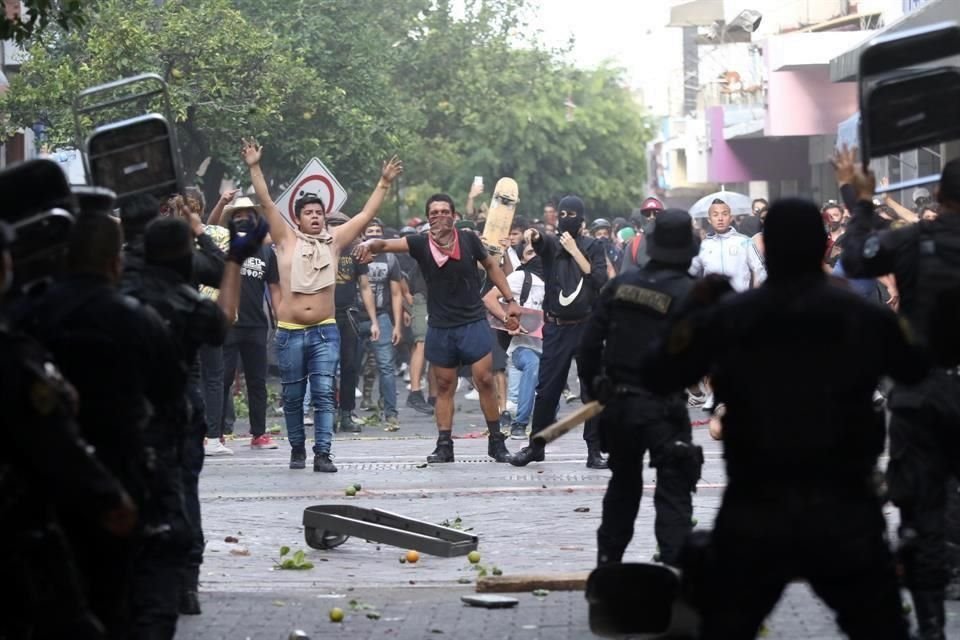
[403,369,411,383]
[355,387,362,398]
[702,392,715,413]
[506,400,518,414]
[205,439,234,457]
[464,389,480,401]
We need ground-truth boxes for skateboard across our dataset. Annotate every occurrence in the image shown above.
[480,177,519,255]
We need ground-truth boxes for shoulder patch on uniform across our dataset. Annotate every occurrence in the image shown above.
[614,285,673,313]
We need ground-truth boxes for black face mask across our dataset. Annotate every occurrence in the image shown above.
[519,255,544,280]
[558,216,582,236]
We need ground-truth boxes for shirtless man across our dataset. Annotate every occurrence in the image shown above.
[241,138,402,472]
[353,194,523,463]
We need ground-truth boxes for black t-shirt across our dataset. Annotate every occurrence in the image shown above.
[236,245,273,328]
[397,253,428,297]
[407,231,488,328]
[335,253,368,311]
[359,253,402,318]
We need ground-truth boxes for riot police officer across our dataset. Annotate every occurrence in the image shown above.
[0,220,138,639]
[120,202,266,639]
[578,209,702,568]
[20,209,185,637]
[120,193,229,617]
[644,198,927,639]
[839,151,960,639]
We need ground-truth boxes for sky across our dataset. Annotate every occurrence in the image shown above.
[528,0,681,111]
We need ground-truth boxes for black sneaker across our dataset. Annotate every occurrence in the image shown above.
[406,391,435,416]
[510,424,527,440]
[313,452,338,473]
[289,445,307,470]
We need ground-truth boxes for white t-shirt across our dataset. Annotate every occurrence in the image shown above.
[505,269,544,355]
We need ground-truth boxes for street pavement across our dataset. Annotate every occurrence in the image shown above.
[176,378,960,639]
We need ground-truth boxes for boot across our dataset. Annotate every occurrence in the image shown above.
[487,431,511,462]
[178,565,202,615]
[289,444,306,470]
[340,410,362,433]
[912,590,946,640]
[509,443,545,467]
[586,444,609,469]
[314,452,338,473]
[426,433,454,463]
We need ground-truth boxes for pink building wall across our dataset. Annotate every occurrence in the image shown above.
[706,107,810,183]
[764,66,858,137]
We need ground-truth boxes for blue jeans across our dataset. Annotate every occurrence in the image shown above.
[356,312,398,418]
[511,347,541,427]
[507,360,520,407]
[275,324,340,454]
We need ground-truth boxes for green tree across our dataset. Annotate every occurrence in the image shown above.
[0,0,85,45]
[0,0,406,205]
[390,0,652,219]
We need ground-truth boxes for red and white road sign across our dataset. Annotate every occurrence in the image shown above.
[275,158,348,228]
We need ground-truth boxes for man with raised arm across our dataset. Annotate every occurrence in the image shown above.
[241,138,403,473]
[353,194,523,464]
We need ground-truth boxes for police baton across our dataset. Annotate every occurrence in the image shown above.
[532,401,605,446]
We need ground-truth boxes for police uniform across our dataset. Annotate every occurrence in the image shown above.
[646,199,925,640]
[0,318,131,639]
[578,210,702,567]
[20,270,185,634]
[841,192,960,638]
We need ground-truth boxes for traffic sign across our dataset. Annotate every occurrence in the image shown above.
[275,158,348,228]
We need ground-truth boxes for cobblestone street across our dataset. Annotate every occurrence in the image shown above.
[176,386,960,639]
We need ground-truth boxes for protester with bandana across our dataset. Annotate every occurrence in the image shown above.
[353,193,523,464]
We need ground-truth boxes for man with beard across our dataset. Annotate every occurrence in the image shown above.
[509,195,610,468]
[242,139,402,472]
[353,194,523,463]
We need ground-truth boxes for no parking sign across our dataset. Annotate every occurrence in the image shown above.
[275,158,348,228]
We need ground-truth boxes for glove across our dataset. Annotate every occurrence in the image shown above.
[227,214,269,264]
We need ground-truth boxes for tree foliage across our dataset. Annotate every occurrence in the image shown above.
[0,0,653,219]
[0,0,85,45]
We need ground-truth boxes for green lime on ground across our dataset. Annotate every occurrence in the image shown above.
[353,483,362,491]
[329,607,344,622]
[345,486,357,497]
[467,550,481,564]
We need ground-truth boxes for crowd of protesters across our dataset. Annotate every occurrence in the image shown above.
[3,133,960,639]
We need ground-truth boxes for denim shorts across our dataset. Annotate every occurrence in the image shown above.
[424,318,492,369]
